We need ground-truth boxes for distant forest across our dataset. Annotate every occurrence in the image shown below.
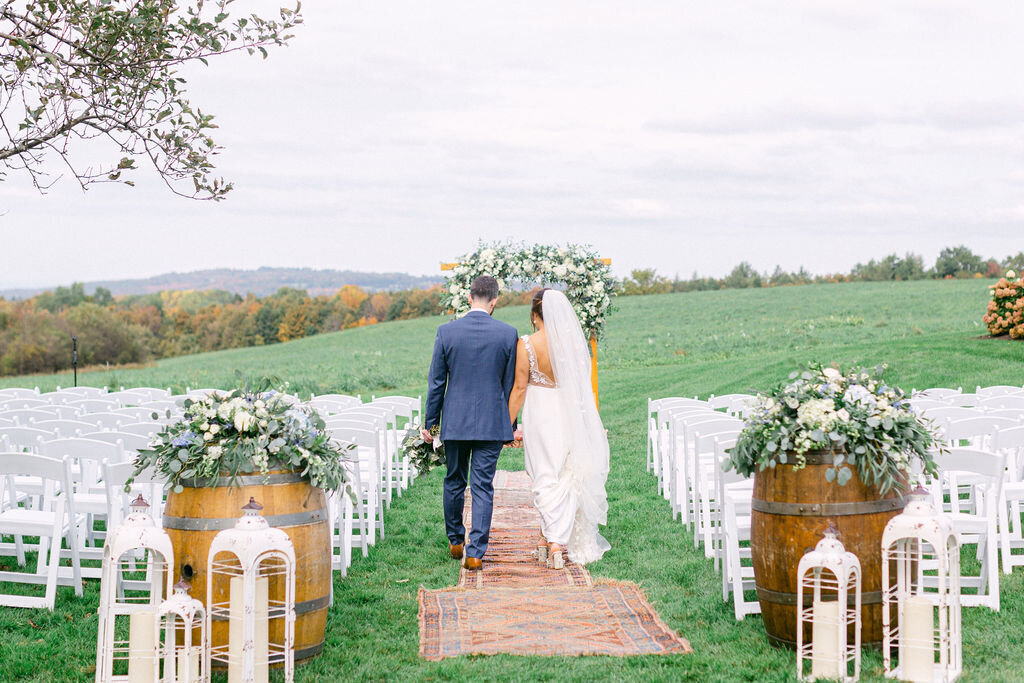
[0,245,1017,377]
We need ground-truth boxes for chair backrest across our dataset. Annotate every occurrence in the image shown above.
[117,422,165,437]
[2,409,63,425]
[929,448,1006,506]
[42,437,127,492]
[906,398,950,412]
[941,393,983,408]
[920,406,983,425]
[111,407,161,421]
[0,388,40,399]
[944,416,1019,447]
[0,398,50,410]
[56,386,108,397]
[80,412,129,430]
[309,395,363,412]
[338,406,395,429]
[139,400,182,416]
[715,436,747,487]
[37,405,84,420]
[79,430,154,453]
[708,394,754,414]
[975,385,1024,397]
[0,451,72,514]
[983,409,1024,421]
[28,419,99,438]
[0,418,13,428]
[0,427,50,452]
[37,392,79,406]
[993,425,1024,481]
[978,395,1024,410]
[693,426,743,457]
[66,398,123,413]
[912,387,962,399]
[369,396,421,426]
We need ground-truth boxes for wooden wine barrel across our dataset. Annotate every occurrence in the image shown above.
[163,470,331,664]
[750,450,906,647]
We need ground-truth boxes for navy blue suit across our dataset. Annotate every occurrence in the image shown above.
[424,309,519,559]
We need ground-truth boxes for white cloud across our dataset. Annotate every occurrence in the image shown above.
[2,0,1024,288]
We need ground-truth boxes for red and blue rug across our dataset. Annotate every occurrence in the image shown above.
[418,470,692,660]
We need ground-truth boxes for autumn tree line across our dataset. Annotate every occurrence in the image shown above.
[1,244,1019,377]
[0,283,452,377]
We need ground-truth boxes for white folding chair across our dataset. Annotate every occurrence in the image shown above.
[0,427,51,452]
[0,453,83,609]
[337,406,400,506]
[658,403,716,513]
[42,437,127,576]
[995,425,1024,574]
[648,396,706,474]
[921,406,983,428]
[325,423,383,551]
[79,430,154,457]
[691,422,743,554]
[370,396,422,488]
[906,398,952,412]
[928,447,1005,610]
[942,394,983,408]
[715,437,759,620]
[80,412,130,431]
[0,398,50,410]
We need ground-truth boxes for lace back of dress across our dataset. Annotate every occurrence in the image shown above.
[521,335,555,387]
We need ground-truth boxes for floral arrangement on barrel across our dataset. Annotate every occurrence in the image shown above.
[131,379,352,494]
[983,270,1024,339]
[723,364,943,494]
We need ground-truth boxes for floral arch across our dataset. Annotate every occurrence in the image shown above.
[440,242,617,405]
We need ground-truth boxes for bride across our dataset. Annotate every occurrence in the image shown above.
[508,288,610,569]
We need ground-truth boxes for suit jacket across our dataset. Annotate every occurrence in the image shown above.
[424,309,519,442]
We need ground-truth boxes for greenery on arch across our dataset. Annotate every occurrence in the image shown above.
[441,242,618,338]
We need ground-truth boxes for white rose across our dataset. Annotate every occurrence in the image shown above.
[822,368,841,381]
[203,432,213,441]
[210,424,220,435]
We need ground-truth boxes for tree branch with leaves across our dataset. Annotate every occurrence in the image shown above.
[1,0,302,200]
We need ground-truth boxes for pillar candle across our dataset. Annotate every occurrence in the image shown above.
[127,610,157,683]
[176,644,200,683]
[228,575,269,683]
[810,600,842,680]
[903,596,935,683]
[255,577,269,683]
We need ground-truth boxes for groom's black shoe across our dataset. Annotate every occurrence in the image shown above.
[463,557,483,571]
[449,543,464,560]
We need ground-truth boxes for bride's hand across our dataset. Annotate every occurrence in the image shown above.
[513,427,523,441]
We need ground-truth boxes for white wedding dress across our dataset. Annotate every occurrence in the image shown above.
[521,290,610,565]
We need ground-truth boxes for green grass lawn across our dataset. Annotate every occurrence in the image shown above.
[2,279,1023,681]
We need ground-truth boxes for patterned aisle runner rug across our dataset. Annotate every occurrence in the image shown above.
[418,470,692,660]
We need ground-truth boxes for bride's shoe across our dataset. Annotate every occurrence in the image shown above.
[546,543,564,570]
[536,535,548,563]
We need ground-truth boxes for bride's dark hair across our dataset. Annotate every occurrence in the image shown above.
[531,288,551,322]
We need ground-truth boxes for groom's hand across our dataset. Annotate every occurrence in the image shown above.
[420,428,434,443]
[513,427,523,441]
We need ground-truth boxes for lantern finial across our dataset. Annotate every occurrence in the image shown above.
[242,497,263,512]
[130,494,150,510]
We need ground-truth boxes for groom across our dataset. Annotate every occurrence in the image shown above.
[422,275,519,570]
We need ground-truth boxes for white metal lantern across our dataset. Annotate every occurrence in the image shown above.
[159,580,208,683]
[206,497,296,683]
[796,524,862,682]
[882,487,962,683]
[95,495,174,683]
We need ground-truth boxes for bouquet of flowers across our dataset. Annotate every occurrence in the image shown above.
[723,364,942,494]
[403,424,445,475]
[132,383,352,493]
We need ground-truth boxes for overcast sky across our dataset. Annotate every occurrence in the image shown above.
[2,1,1023,289]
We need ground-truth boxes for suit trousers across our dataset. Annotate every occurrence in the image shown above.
[443,439,503,559]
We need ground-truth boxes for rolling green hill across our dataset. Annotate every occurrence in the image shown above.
[2,278,1022,682]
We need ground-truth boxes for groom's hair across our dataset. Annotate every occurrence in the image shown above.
[470,275,500,302]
